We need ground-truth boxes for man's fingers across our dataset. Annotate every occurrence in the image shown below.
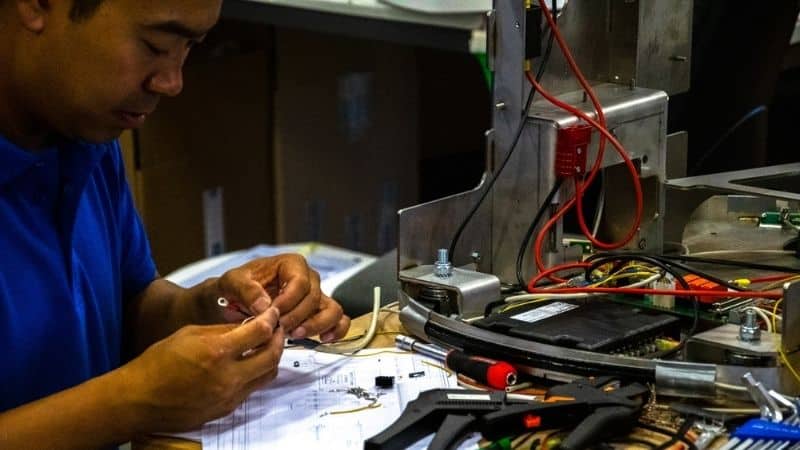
[279,271,322,335]
[320,314,351,343]
[221,307,280,355]
[219,268,273,315]
[271,262,315,315]
[289,295,347,340]
[237,326,285,384]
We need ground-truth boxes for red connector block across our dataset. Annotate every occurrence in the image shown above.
[555,124,593,179]
[682,274,728,304]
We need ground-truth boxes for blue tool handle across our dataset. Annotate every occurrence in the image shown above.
[733,419,800,442]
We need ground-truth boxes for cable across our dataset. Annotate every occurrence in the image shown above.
[589,253,745,292]
[591,175,605,238]
[448,3,558,262]
[535,0,644,252]
[516,178,564,287]
[512,19,560,289]
[689,105,767,176]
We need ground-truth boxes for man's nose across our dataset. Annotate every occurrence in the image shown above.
[146,61,184,97]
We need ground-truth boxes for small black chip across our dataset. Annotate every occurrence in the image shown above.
[375,376,395,388]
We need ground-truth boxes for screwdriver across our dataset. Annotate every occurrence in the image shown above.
[395,334,517,389]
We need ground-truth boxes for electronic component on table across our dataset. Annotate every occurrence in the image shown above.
[474,300,679,355]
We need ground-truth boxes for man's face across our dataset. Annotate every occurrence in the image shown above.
[27,0,221,143]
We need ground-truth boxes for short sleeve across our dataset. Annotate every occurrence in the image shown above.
[110,141,157,301]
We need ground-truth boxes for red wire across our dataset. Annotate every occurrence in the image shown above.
[526,1,645,288]
[526,72,644,283]
[747,274,795,284]
[526,286,784,300]
[524,75,642,251]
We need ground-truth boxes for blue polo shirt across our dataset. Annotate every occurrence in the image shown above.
[0,134,157,412]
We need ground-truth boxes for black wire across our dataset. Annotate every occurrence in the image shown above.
[690,105,767,176]
[635,421,698,450]
[516,178,564,287]
[657,254,800,275]
[448,1,558,263]
[595,253,746,292]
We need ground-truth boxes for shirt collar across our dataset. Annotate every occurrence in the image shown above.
[0,133,111,187]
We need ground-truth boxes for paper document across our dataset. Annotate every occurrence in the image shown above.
[200,348,465,450]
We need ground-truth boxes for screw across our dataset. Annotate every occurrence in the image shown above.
[470,251,481,263]
[434,248,453,278]
[495,101,507,110]
[670,55,688,62]
[638,239,647,250]
[739,309,761,342]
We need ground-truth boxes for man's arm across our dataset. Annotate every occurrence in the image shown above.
[0,367,140,449]
[125,276,223,355]
[0,308,285,450]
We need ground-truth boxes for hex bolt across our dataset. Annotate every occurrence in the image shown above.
[471,251,481,263]
[739,309,761,342]
[434,248,453,278]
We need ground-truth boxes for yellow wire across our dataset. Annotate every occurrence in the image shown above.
[780,347,800,384]
[421,360,454,377]
[772,299,783,332]
[328,401,381,415]
[763,274,800,290]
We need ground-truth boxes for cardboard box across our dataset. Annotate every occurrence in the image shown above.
[273,29,420,255]
[121,49,274,274]
[121,27,423,273]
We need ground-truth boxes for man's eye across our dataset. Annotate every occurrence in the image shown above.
[143,40,168,56]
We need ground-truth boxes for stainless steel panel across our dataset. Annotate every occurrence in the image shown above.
[784,281,800,352]
[492,84,667,282]
[399,265,501,319]
[537,0,692,96]
[665,163,800,244]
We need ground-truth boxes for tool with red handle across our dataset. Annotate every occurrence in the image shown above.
[395,334,517,389]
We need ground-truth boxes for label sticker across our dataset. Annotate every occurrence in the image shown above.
[510,301,578,323]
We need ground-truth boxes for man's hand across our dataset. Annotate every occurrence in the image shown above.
[119,307,284,432]
[216,254,350,342]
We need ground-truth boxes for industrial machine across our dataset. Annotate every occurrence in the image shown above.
[395,0,800,400]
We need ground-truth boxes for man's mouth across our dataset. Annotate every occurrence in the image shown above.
[115,110,151,128]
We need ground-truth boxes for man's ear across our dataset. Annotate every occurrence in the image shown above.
[15,0,51,33]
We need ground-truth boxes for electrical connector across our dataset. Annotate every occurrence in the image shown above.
[649,275,676,309]
[555,124,592,179]
[682,274,727,304]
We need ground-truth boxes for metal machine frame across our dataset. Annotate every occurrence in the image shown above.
[395,0,800,398]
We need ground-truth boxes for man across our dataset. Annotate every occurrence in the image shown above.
[0,0,350,448]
